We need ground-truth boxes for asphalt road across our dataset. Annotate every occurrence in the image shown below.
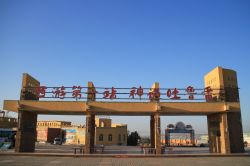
[3,144,250,154]
[35,143,211,154]
[0,156,250,166]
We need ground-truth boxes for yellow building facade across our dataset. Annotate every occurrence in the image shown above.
[95,118,127,146]
[36,118,127,146]
[37,121,71,128]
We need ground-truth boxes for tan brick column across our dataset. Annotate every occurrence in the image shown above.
[16,73,39,152]
[208,112,244,154]
[225,112,244,153]
[15,110,37,152]
[84,112,95,154]
[84,82,96,154]
[207,114,221,153]
[154,112,161,154]
[150,115,155,148]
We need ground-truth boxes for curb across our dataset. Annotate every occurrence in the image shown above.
[1,153,250,158]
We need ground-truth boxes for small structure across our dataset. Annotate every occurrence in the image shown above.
[36,118,127,146]
[0,111,17,129]
[165,122,195,146]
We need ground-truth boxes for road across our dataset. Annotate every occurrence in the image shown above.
[0,156,250,166]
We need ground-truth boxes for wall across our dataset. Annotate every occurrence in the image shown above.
[95,126,127,146]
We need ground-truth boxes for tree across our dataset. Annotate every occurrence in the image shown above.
[127,131,141,146]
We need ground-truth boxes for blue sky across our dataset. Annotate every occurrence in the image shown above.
[1,0,250,136]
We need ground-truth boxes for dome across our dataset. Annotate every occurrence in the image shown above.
[167,124,175,129]
[186,124,193,130]
[175,121,185,130]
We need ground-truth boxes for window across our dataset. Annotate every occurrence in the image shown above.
[99,134,103,141]
[123,134,126,141]
[118,134,121,142]
[108,134,112,141]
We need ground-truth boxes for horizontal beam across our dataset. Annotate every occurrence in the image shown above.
[3,100,240,115]
[4,100,87,115]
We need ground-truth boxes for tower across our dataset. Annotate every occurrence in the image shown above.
[205,66,244,153]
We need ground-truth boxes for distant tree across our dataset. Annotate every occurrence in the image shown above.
[127,131,141,146]
[244,141,248,147]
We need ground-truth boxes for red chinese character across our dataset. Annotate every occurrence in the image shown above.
[53,86,66,99]
[36,86,47,98]
[148,88,160,100]
[171,88,180,99]
[110,87,117,99]
[137,86,144,99]
[167,89,172,98]
[166,88,181,100]
[153,88,161,99]
[88,88,97,99]
[129,87,137,99]
[103,88,110,99]
[72,86,82,99]
[204,86,213,101]
[186,86,196,100]
[148,91,154,100]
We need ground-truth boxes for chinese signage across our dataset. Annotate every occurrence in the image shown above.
[27,85,217,101]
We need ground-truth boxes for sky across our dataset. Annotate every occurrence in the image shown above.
[0,0,250,136]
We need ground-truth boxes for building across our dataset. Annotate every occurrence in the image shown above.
[37,121,71,128]
[0,111,17,129]
[165,122,195,146]
[95,118,127,146]
[36,121,70,143]
[36,117,127,146]
[0,111,17,144]
[36,127,62,143]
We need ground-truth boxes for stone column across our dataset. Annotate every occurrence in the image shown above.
[207,112,244,154]
[84,82,96,154]
[15,110,37,152]
[150,113,161,154]
[150,115,155,148]
[226,112,244,153]
[154,112,161,154]
[207,114,221,153]
[84,113,95,154]
[15,73,39,152]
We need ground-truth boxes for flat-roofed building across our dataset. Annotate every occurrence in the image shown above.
[36,118,127,146]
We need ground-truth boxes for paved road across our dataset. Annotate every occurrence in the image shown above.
[35,144,210,154]
[4,144,250,154]
[34,144,250,154]
[0,156,250,166]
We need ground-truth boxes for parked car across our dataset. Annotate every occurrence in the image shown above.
[53,137,62,145]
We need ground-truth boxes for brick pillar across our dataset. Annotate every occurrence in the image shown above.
[150,115,155,148]
[208,112,244,154]
[84,113,95,154]
[154,113,161,154]
[15,111,37,152]
[207,114,221,153]
[15,73,39,152]
[150,113,161,154]
[226,112,244,153]
[84,82,96,154]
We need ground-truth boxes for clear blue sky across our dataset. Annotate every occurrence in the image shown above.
[1,0,250,136]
